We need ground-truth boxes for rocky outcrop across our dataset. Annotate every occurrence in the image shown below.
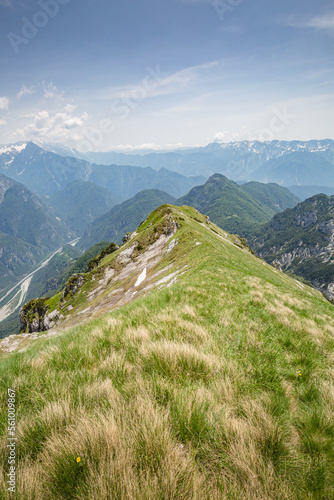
[20,298,48,333]
[86,243,119,272]
[61,274,86,301]
[20,298,61,333]
[294,211,317,228]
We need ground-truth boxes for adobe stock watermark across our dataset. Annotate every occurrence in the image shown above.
[257,106,295,141]
[213,0,244,21]
[77,65,169,153]
[7,0,71,54]
[7,388,16,493]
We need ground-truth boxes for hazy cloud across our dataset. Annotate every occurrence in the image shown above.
[104,60,222,102]
[42,82,64,100]
[286,12,334,33]
[17,85,36,99]
[0,96,10,110]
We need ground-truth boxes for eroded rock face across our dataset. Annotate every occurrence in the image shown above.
[294,212,317,228]
[20,298,49,333]
[44,309,60,330]
[251,195,334,300]
[319,220,334,235]
[326,283,334,301]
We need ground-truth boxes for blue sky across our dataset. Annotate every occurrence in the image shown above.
[0,0,333,151]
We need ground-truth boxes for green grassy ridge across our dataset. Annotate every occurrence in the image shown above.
[79,175,299,252]
[241,181,300,212]
[0,205,333,498]
[43,203,324,330]
[176,174,299,239]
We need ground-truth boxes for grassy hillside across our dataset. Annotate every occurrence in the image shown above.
[176,174,299,238]
[241,181,300,212]
[79,189,175,249]
[0,205,333,499]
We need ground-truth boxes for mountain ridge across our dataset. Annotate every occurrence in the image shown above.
[0,204,333,499]
[0,141,206,199]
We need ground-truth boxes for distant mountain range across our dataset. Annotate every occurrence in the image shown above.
[0,142,205,199]
[2,139,334,199]
[250,194,334,300]
[41,139,334,188]
[287,185,334,201]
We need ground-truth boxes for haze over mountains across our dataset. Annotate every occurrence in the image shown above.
[2,139,334,191]
[42,139,334,187]
[0,172,73,289]
[0,142,205,199]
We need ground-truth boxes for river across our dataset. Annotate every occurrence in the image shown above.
[0,238,80,323]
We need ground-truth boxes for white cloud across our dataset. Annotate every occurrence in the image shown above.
[110,142,186,152]
[42,82,64,100]
[0,0,12,6]
[17,82,62,101]
[0,119,7,126]
[304,12,334,31]
[12,108,88,143]
[213,130,251,143]
[103,59,223,101]
[65,103,77,113]
[285,12,334,33]
[0,96,10,110]
[17,85,36,99]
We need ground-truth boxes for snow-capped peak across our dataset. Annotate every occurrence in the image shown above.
[0,143,28,155]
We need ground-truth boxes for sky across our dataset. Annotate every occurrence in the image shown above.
[0,0,333,151]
